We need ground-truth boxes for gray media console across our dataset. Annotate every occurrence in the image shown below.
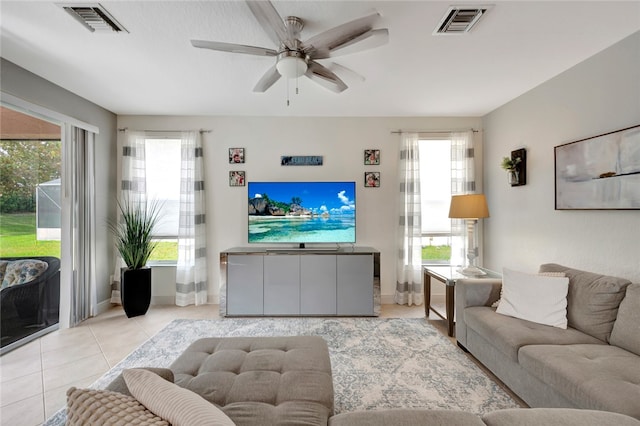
[219,247,380,317]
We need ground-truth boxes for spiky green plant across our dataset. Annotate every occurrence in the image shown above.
[109,198,163,270]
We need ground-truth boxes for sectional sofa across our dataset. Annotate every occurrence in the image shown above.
[456,263,640,420]
[63,332,640,425]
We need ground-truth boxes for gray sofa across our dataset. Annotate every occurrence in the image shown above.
[456,263,640,420]
[87,333,640,425]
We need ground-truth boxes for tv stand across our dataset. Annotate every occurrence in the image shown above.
[220,247,380,317]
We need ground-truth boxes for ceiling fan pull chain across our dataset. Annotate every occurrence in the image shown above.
[286,78,290,107]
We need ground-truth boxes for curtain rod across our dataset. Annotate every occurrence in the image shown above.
[118,128,211,133]
[390,128,478,135]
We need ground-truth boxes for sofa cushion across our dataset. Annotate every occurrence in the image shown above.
[496,268,569,328]
[1,259,48,289]
[539,263,631,342]
[329,409,486,426]
[518,344,640,419]
[66,386,168,426]
[483,408,640,426]
[610,283,640,356]
[123,368,236,426]
[170,336,334,426]
[464,306,603,362]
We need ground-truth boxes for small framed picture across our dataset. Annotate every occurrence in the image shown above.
[229,148,245,164]
[364,149,380,165]
[229,171,245,187]
[364,172,380,187]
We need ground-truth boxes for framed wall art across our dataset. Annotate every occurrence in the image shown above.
[554,124,640,210]
[229,148,245,164]
[364,172,380,187]
[229,171,245,187]
[364,149,380,165]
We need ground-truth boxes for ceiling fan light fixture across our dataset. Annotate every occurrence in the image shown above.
[276,51,308,78]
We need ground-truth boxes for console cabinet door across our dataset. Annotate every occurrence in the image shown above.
[227,255,263,315]
[300,255,337,315]
[264,255,300,315]
[337,255,374,315]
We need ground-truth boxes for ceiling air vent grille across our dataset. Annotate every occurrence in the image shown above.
[434,6,489,35]
[58,3,128,33]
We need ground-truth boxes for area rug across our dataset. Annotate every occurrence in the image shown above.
[44,317,521,424]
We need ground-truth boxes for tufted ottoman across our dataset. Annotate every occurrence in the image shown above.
[169,336,334,426]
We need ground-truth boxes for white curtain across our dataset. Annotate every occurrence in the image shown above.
[450,131,476,267]
[64,125,97,326]
[175,131,208,306]
[395,132,423,306]
[110,131,147,303]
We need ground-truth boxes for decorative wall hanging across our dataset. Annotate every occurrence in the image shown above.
[555,124,640,210]
[501,148,526,186]
[280,155,323,166]
[365,172,380,187]
[364,149,380,165]
[229,171,245,186]
[229,148,245,164]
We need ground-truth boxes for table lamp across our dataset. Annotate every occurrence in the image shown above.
[448,194,490,276]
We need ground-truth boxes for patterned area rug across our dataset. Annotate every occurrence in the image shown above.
[45,317,520,424]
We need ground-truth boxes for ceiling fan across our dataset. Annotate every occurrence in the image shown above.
[190,0,389,94]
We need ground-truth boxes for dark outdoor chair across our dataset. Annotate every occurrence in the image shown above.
[1,256,60,348]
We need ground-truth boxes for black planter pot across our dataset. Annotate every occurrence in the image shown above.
[120,267,152,318]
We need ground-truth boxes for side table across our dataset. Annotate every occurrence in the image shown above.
[423,266,501,337]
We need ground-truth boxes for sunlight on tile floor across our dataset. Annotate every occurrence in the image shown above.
[0,302,434,426]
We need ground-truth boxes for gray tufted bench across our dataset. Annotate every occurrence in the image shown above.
[169,336,334,426]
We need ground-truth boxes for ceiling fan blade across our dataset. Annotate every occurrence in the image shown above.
[302,12,381,57]
[191,40,277,56]
[312,28,389,59]
[245,1,293,49]
[253,65,281,92]
[329,62,366,83]
[305,61,348,93]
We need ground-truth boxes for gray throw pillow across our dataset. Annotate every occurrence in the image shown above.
[539,264,631,342]
[609,283,640,356]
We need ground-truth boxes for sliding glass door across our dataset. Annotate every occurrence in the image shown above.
[0,106,62,351]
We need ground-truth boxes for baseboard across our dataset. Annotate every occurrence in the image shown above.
[95,299,112,316]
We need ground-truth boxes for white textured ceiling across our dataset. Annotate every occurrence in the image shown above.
[1,1,639,116]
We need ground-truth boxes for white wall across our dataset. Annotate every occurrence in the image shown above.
[117,115,482,303]
[482,31,640,282]
[1,58,118,310]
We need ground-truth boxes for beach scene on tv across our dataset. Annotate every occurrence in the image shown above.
[248,182,356,243]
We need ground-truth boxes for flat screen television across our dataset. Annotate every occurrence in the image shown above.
[248,181,356,245]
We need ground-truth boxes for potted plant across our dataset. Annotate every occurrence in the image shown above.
[109,198,163,318]
[501,156,522,185]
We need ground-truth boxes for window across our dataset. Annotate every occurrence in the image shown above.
[419,138,452,264]
[144,137,180,262]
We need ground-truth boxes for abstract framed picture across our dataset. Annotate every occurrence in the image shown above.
[364,172,380,187]
[229,171,245,187]
[554,124,640,210]
[364,149,380,165]
[229,148,245,164]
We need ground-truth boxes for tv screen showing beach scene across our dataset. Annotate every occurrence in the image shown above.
[248,181,356,244]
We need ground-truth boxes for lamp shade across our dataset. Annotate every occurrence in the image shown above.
[276,56,307,78]
[448,194,490,219]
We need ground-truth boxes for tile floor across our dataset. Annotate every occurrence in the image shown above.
[0,302,430,426]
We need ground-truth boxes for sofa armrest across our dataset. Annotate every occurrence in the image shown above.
[455,279,502,349]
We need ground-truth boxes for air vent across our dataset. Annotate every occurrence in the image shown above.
[434,6,490,35]
[58,3,128,33]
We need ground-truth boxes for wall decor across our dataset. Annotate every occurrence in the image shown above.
[365,172,380,187]
[229,171,245,187]
[229,148,245,164]
[280,155,323,166]
[555,124,640,210]
[364,149,380,165]
[501,148,526,186]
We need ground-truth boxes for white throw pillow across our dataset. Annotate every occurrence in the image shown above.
[123,368,236,426]
[491,271,566,308]
[495,268,569,328]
